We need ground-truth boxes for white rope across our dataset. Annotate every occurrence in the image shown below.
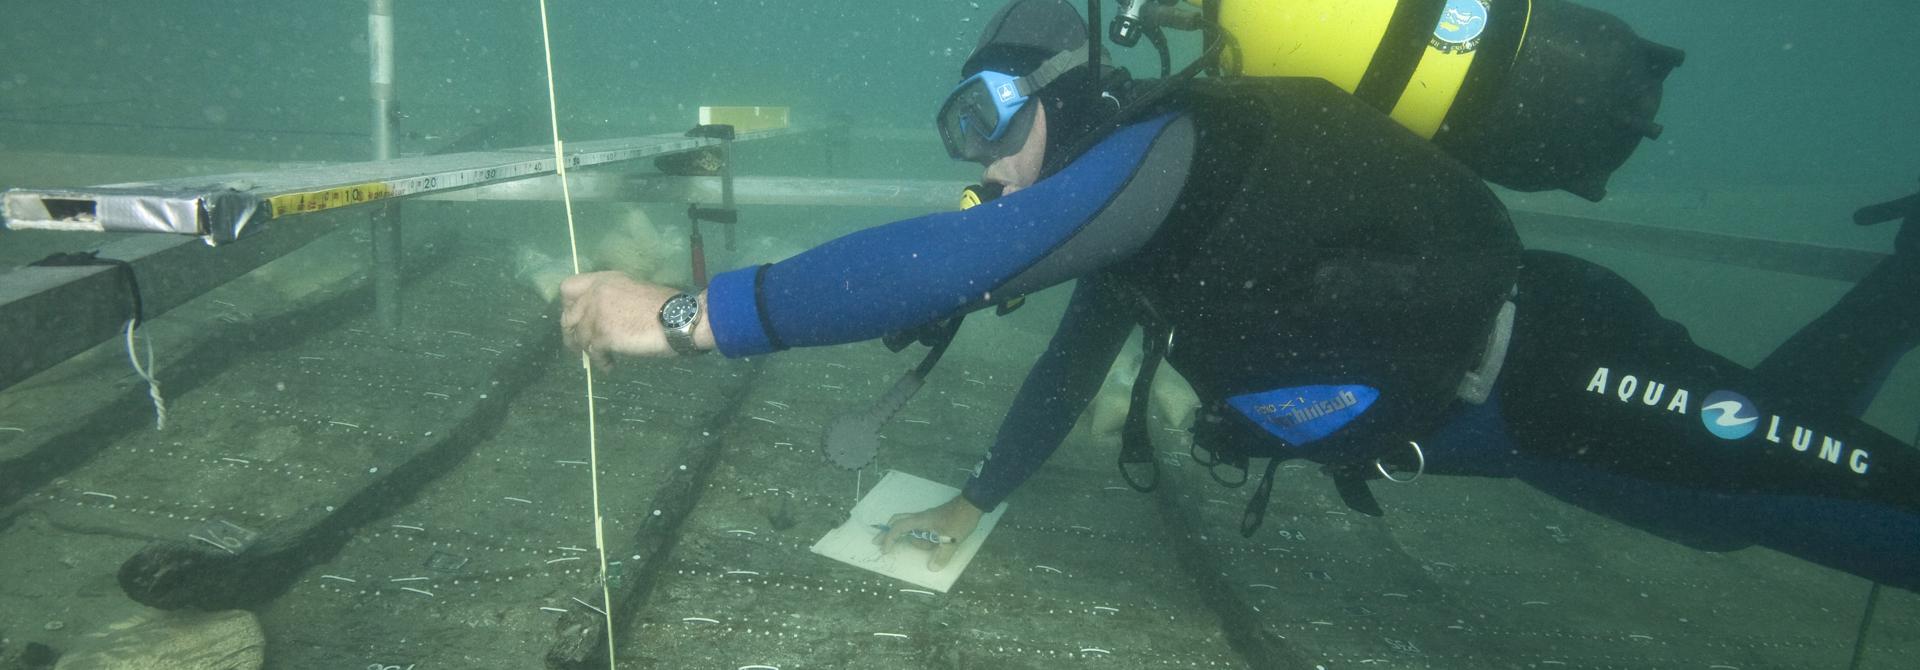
[535,2,617,667]
[122,318,166,430]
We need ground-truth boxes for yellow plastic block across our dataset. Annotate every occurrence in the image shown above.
[697,106,790,133]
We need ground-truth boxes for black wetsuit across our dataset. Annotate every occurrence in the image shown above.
[701,78,1920,590]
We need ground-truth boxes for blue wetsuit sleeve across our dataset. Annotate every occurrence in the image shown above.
[960,277,1138,511]
[704,113,1189,357]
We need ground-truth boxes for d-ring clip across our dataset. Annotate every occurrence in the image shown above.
[1374,440,1425,484]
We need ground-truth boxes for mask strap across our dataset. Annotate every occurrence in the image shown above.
[1017,44,1094,98]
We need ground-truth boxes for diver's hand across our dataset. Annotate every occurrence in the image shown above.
[558,271,710,368]
[875,495,985,572]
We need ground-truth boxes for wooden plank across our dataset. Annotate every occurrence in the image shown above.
[0,218,345,392]
[1513,209,1887,282]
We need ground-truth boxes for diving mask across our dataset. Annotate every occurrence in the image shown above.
[936,46,1088,163]
[937,70,1038,163]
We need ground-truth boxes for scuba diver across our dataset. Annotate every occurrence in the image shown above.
[560,0,1920,590]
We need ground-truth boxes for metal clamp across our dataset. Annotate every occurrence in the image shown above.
[1373,440,1425,484]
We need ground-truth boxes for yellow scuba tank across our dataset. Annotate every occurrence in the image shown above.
[1196,0,1512,139]
[1188,0,1683,201]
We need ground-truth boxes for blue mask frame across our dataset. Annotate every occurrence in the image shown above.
[936,45,1089,163]
[937,70,1034,163]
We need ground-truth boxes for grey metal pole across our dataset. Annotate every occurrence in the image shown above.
[369,0,403,330]
[370,0,396,163]
[1847,581,1882,669]
[719,139,736,251]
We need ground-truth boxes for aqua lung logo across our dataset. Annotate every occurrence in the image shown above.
[1584,367,1870,475]
[1699,390,1760,440]
[995,82,1019,103]
[1432,0,1489,54]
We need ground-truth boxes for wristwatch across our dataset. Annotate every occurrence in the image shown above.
[659,293,704,356]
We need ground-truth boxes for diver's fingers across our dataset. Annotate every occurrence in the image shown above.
[559,272,594,301]
[563,312,593,356]
[877,512,914,553]
[586,345,613,372]
[928,542,960,572]
[560,290,588,348]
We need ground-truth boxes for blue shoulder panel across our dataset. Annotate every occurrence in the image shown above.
[708,113,1179,357]
[1228,384,1379,448]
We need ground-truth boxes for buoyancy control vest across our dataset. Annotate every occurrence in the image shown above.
[1107,76,1523,531]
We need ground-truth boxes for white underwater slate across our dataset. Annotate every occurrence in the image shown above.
[809,470,1005,593]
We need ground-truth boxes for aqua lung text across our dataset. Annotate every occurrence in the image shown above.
[1584,367,1869,475]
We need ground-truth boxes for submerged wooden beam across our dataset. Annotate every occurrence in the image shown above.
[543,360,763,670]
[107,241,548,611]
[1512,209,1887,283]
[0,218,343,392]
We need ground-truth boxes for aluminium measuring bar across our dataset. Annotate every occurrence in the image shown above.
[431,172,1889,285]
[1,128,795,244]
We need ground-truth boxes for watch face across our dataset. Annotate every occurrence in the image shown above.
[661,294,699,329]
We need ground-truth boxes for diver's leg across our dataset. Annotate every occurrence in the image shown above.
[1751,252,1920,416]
[1753,190,1920,415]
[1499,251,1916,507]
[1491,251,1919,587]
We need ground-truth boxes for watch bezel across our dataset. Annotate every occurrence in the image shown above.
[660,293,700,330]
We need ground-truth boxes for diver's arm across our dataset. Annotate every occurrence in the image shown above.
[874,277,1136,571]
[702,114,1195,358]
[960,276,1139,511]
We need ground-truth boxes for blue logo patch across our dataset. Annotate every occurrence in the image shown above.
[1700,390,1760,440]
[1227,384,1379,448]
[1432,0,1489,54]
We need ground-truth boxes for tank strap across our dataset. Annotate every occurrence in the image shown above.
[1331,464,1385,516]
[1353,0,1448,113]
[1116,327,1165,492]
[1442,0,1534,128]
[1117,290,1170,492]
[1239,456,1285,536]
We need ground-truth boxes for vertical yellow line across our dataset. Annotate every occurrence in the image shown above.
[535,1,617,667]
[1514,0,1535,62]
